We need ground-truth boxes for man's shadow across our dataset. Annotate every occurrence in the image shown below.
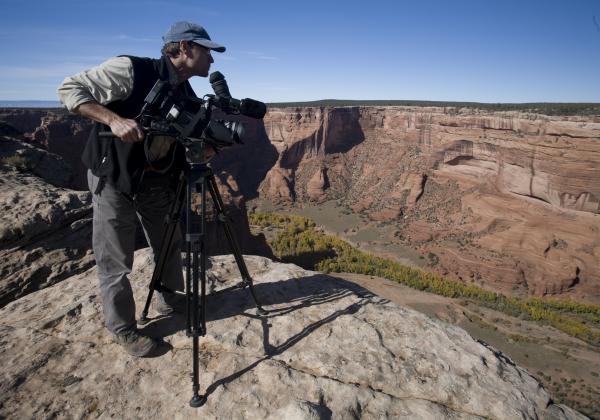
[139,273,385,403]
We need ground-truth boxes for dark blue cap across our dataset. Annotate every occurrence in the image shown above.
[162,21,225,53]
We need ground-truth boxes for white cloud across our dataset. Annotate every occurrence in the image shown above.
[240,51,279,60]
[0,62,97,79]
[254,84,296,91]
[114,34,158,42]
[138,0,221,16]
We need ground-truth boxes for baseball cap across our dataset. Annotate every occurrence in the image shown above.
[162,21,226,53]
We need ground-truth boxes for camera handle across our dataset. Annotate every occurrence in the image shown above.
[138,162,267,407]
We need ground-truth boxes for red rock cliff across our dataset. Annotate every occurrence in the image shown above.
[257,106,600,301]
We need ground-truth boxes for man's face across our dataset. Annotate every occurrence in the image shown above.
[188,42,213,77]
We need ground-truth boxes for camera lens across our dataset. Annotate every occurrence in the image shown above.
[204,120,244,146]
[223,121,244,141]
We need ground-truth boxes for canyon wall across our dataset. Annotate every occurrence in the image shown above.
[257,107,600,301]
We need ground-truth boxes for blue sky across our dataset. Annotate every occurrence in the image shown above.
[1,0,599,103]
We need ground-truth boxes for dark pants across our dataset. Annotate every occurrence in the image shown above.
[88,170,184,334]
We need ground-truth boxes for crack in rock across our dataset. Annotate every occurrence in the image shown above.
[270,357,489,419]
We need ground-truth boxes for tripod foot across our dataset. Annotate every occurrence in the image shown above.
[189,394,205,408]
[137,313,150,326]
[257,306,268,316]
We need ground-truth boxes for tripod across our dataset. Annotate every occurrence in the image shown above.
[138,159,266,407]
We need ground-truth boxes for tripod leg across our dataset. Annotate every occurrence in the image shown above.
[190,245,204,407]
[206,175,267,314]
[185,241,191,336]
[139,172,187,324]
[189,169,208,407]
[200,174,207,338]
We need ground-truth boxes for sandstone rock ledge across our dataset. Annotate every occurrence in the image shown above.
[0,167,93,308]
[0,251,585,419]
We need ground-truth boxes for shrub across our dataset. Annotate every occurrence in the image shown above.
[1,154,30,169]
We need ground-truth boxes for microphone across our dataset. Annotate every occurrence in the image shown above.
[239,98,267,119]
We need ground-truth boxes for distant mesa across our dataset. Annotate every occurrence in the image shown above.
[0,100,63,108]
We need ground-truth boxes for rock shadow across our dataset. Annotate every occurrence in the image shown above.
[211,117,279,199]
[201,296,370,406]
[279,108,366,173]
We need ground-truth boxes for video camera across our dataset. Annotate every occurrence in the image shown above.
[137,71,267,163]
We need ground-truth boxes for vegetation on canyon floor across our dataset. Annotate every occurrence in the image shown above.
[267,100,600,116]
[1,154,31,170]
[249,211,600,347]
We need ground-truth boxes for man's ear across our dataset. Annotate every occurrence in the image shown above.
[179,40,191,57]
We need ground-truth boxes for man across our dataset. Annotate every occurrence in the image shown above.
[57,21,224,357]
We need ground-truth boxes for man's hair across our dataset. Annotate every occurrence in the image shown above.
[161,42,181,58]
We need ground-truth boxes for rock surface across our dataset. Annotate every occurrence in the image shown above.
[0,149,94,307]
[0,108,52,135]
[0,250,585,419]
[0,108,90,191]
[1,134,74,188]
[30,112,93,190]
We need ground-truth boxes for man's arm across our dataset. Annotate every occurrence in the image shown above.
[57,56,144,143]
[76,101,144,143]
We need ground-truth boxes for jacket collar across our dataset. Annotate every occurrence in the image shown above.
[157,54,180,87]
[155,54,197,98]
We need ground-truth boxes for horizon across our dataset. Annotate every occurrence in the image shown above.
[3,99,600,109]
[2,0,600,103]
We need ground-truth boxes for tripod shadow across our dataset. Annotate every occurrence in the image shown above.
[202,297,370,403]
[139,273,383,401]
[140,274,375,337]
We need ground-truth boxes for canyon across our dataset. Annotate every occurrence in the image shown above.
[253,107,600,303]
[1,105,599,418]
[2,106,599,304]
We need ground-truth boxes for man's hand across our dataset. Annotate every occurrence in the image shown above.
[75,101,144,143]
[109,117,145,143]
[203,145,217,161]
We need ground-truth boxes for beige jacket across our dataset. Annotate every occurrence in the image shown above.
[57,56,134,112]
